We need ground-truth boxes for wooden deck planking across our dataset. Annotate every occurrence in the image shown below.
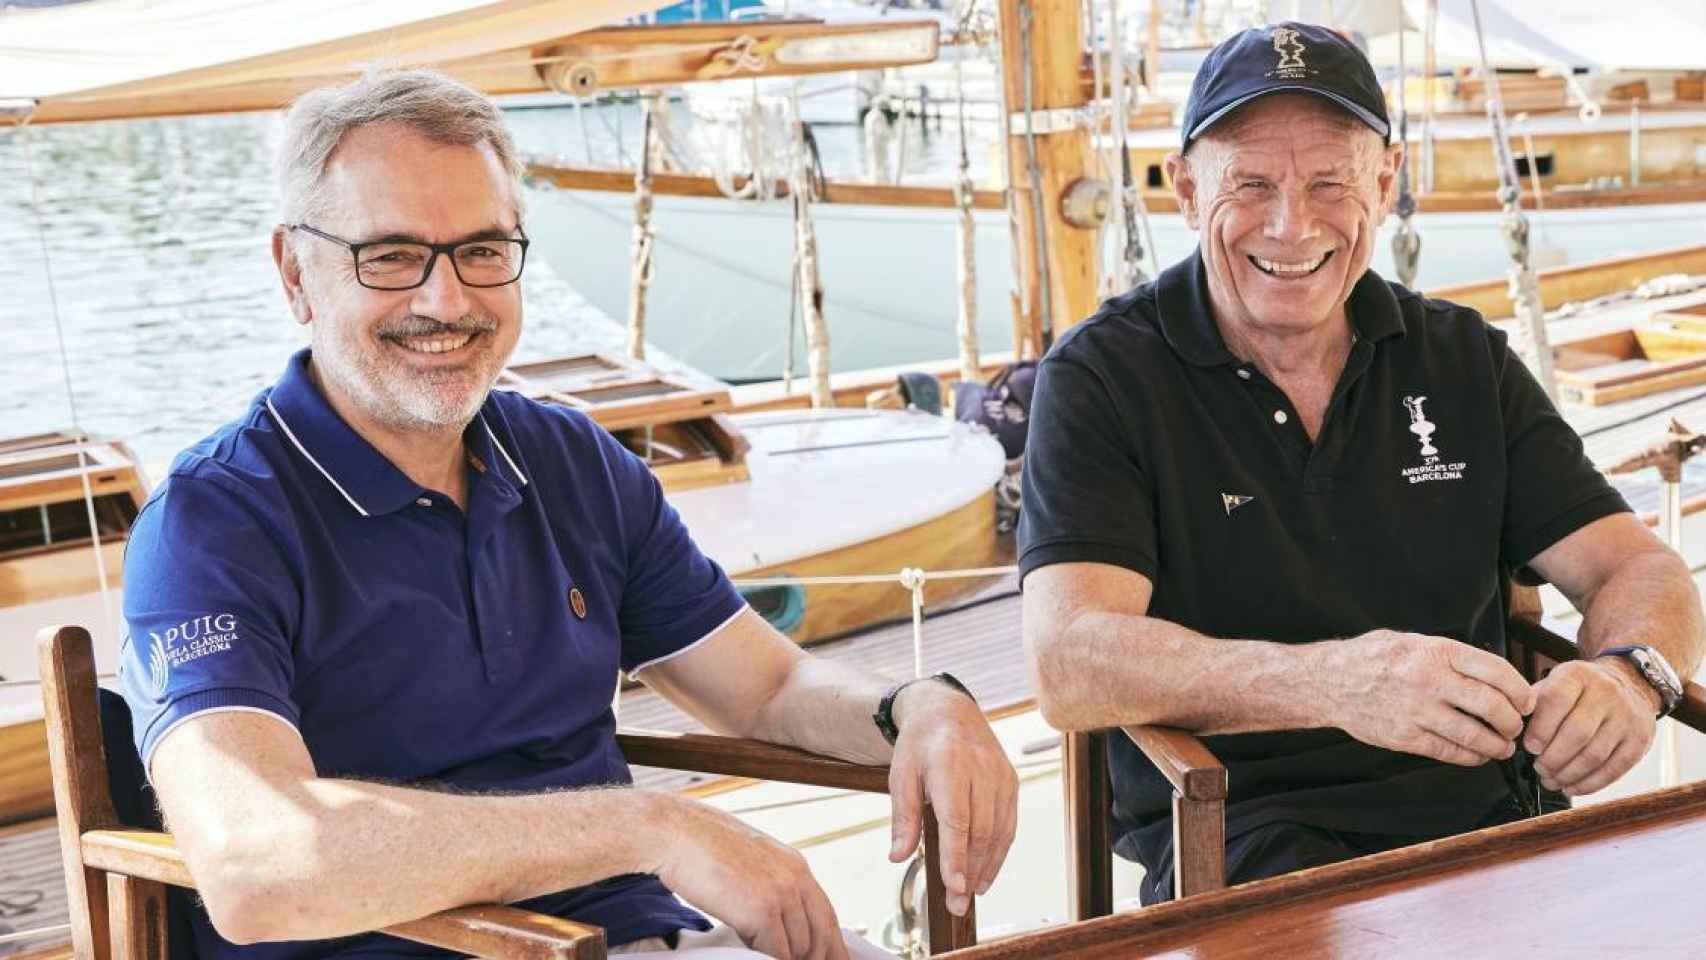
[0,819,69,958]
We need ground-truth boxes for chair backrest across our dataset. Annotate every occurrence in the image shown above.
[39,624,188,960]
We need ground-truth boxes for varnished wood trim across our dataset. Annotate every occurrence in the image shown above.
[387,905,607,960]
[82,831,194,888]
[617,729,891,793]
[526,163,1007,210]
[941,780,1706,958]
[1062,730,1113,922]
[1119,725,1226,801]
[923,806,978,954]
[1169,795,1225,898]
[106,873,167,960]
[38,625,117,960]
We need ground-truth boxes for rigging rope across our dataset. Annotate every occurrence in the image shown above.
[1018,0,1056,354]
[18,120,118,648]
[1392,7,1422,290]
[1468,0,1556,402]
[787,106,834,408]
[626,93,659,361]
[1105,0,1148,291]
[953,0,982,385]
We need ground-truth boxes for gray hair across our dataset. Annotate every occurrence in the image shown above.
[277,69,525,227]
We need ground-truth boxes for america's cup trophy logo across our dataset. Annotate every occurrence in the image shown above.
[1403,395,1439,457]
[1272,27,1306,73]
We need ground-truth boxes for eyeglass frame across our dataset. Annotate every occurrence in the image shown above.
[288,223,531,291]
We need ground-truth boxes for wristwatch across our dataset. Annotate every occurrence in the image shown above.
[1597,645,1684,719]
[873,672,975,745]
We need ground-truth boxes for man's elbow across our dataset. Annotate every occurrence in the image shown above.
[184,822,326,943]
[1026,628,1098,732]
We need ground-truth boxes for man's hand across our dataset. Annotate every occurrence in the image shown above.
[1324,630,1537,765]
[886,681,1019,917]
[1525,658,1659,796]
[651,793,848,960]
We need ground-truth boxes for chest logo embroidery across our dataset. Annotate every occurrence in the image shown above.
[1400,395,1469,484]
[1222,493,1256,515]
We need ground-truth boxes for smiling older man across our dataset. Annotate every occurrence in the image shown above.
[118,70,1016,960]
[1020,23,1703,902]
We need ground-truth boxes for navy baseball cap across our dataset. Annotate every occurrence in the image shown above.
[1181,22,1390,151]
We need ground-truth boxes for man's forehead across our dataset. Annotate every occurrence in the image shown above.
[316,123,519,236]
[1196,97,1379,164]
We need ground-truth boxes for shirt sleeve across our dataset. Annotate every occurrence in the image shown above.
[120,470,302,771]
[1494,333,1631,578]
[599,431,746,676]
[1018,353,1159,582]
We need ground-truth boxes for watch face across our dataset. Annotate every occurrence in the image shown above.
[1635,647,1684,693]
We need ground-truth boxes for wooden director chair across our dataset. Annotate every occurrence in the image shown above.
[38,624,978,960]
[1062,594,1706,920]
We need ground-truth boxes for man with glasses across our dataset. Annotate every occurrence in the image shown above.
[118,70,1016,960]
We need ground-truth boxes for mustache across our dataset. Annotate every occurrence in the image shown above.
[378,314,499,339]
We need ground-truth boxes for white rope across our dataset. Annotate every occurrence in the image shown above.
[1104,0,1148,290]
[787,102,833,408]
[863,102,897,184]
[627,94,659,361]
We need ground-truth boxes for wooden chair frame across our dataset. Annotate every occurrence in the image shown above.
[39,625,977,960]
[1063,614,1706,921]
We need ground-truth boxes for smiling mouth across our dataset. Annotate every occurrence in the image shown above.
[385,330,483,355]
[1248,250,1333,278]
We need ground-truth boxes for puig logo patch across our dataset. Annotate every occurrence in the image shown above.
[147,613,239,696]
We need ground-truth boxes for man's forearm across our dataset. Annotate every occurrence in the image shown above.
[746,655,894,765]
[196,778,674,943]
[1576,549,1705,685]
[1028,608,1333,734]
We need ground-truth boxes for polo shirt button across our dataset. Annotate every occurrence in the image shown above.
[1273,410,1289,425]
[415,497,432,507]
[1236,368,1252,380]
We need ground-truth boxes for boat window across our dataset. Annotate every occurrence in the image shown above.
[1513,153,1555,178]
[1146,164,1165,188]
[0,493,138,558]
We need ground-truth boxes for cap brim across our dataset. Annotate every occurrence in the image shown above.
[1186,85,1390,147]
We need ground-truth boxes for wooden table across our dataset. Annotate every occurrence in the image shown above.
[949,780,1706,958]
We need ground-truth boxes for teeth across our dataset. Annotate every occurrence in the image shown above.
[1253,252,1329,276]
[395,332,475,354]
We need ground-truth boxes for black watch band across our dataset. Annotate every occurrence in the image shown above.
[1597,644,1684,719]
[873,672,975,745]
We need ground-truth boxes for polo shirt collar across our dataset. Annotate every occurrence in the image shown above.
[1155,248,1405,368]
[263,348,528,517]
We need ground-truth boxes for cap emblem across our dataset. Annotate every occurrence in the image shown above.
[1270,27,1309,79]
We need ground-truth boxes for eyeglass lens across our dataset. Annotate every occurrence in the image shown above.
[357,240,525,289]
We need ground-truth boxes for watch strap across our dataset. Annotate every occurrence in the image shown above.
[1597,645,1683,719]
[873,672,976,745]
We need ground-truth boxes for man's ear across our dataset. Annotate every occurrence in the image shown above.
[1164,151,1199,230]
[1375,140,1404,221]
[272,226,313,326]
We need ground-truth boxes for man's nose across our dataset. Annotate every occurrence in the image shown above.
[411,250,472,317]
[1263,186,1319,245]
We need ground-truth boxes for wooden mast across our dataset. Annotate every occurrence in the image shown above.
[997,0,1102,359]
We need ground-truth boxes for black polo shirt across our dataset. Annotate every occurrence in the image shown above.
[1018,250,1628,870]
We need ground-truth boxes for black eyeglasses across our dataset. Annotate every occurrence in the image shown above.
[290,223,530,291]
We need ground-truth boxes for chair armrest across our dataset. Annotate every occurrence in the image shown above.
[81,830,606,959]
[1119,725,1226,802]
[616,728,890,792]
[1505,617,1706,734]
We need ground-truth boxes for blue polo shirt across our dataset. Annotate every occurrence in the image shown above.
[119,348,746,958]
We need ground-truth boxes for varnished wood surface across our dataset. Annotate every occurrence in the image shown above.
[947,780,1706,959]
[923,807,978,953]
[0,717,53,824]
[386,905,606,960]
[1426,243,1706,320]
[38,626,117,960]
[1063,730,1112,922]
[1119,726,1226,802]
[1168,795,1224,899]
[617,729,891,793]
[81,831,193,888]
[106,873,167,960]
[526,164,1007,211]
[729,353,1018,414]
